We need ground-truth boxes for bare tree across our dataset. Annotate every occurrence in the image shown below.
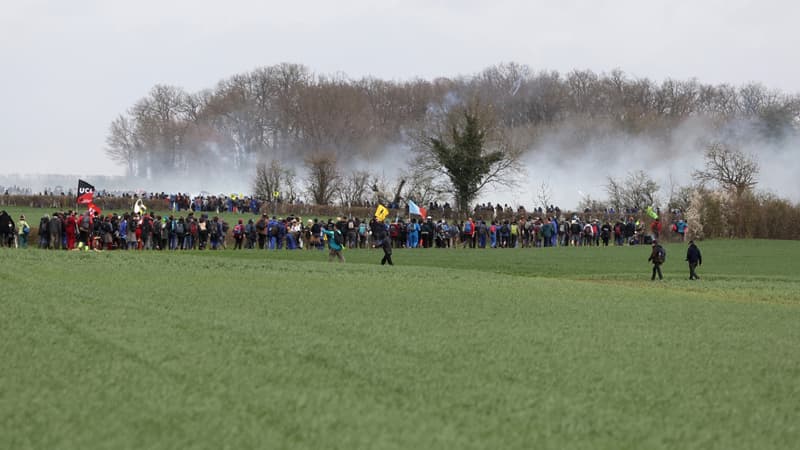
[253,159,295,201]
[605,171,659,211]
[402,168,447,207]
[337,170,371,206]
[536,180,553,211]
[304,152,341,205]
[105,115,141,176]
[605,177,624,212]
[693,141,759,198]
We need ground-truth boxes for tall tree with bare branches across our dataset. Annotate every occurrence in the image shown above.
[304,152,341,205]
[693,141,759,198]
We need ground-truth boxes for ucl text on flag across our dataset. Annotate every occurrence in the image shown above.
[77,180,95,205]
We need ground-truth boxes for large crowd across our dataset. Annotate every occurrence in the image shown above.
[0,205,689,251]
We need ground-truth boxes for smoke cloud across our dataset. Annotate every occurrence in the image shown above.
[2,118,797,212]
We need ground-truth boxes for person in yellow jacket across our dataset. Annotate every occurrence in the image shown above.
[18,214,31,248]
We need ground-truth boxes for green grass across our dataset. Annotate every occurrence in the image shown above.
[1,207,799,449]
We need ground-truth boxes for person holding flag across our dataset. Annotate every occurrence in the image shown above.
[370,216,393,266]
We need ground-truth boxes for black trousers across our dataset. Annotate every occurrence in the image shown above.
[651,263,663,280]
[380,240,393,265]
[689,262,700,280]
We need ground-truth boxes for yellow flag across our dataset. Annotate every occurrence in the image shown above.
[375,204,389,222]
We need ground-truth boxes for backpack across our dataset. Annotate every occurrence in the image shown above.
[463,221,472,233]
[175,222,185,235]
[269,223,279,236]
[333,230,343,246]
[22,224,30,234]
[80,214,90,231]
[160,223,169,239]
[189,222,198,235]
[656,246,666,263]
[233,224,243,236]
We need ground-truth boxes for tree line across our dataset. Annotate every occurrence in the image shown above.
[105,62,800,213]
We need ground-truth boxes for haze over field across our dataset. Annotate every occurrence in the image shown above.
[2,0,799,209]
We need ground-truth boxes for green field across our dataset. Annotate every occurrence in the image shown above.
[2,207,799,449]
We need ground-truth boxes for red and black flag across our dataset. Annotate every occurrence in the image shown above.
[87,202,102,216]
[77,179,95,205]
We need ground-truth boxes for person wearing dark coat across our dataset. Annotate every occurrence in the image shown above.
[0,211,13,247]
[370,217,393,266]
[647,240,665,280]
[686,240,702,280]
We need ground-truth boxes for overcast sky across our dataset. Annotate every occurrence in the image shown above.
[2,0,798,205]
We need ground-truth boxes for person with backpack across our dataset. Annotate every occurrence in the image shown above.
[647,239,666,281]
[16,215,30,248]
[686,240,702,280]
[77,211,93,248]
[613,220,624,246]
[245,219,256,249]
[321,222,345,263]
[233,219,245,250]
[255,214,268,249]
[169,217,180,250]
[462,218,475,248]
[406,219,419,249]
[600,222,612,247]
[267,216,279,250]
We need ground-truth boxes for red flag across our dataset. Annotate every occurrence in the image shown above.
[77,179,95,205]
[87,202,102,216]
[419,206,427,219]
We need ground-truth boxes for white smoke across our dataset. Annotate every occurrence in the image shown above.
[480,117,800,211]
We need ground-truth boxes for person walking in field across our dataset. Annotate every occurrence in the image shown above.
[0,210,13,247]
[686,240,702,280]
[371,216,393,266]
[17,215,30,248]
[322,222,345,263]
[648,239,666,280]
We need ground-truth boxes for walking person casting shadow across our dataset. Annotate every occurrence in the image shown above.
[686,240,702,280]
[648,240,666,280]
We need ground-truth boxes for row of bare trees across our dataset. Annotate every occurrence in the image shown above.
[106,62,800,182]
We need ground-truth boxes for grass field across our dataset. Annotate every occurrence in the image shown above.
[1,206,799,449]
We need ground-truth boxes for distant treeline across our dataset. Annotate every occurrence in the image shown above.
[106,62,800,178]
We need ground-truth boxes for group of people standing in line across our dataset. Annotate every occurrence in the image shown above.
[1,208,702,279]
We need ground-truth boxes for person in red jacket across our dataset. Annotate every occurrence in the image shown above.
[64,210,78,250]
[650,218,663,241]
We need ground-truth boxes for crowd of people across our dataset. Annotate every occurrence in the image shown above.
[2,207,703,279]
[1,206,690,252]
